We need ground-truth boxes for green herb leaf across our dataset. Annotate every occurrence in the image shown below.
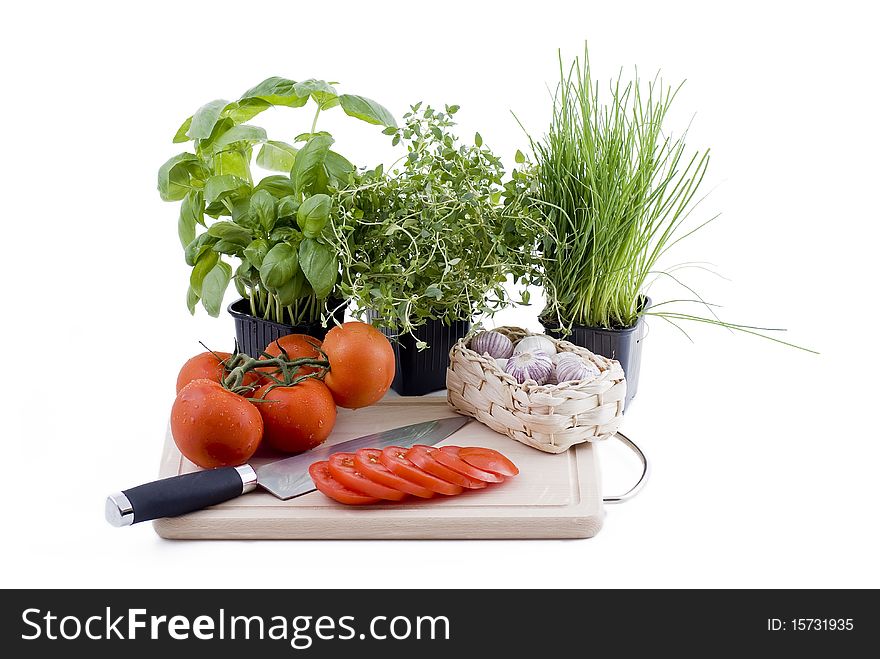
[292,134,333,196]
[425,285,442,300]
[190,250,219,295]
[274,268,308,305]
[187,99,229,139]
[514,149,525,164]
[222,98,272,123]
[158,153,203,201]
[204,175,250,204]
[253,175,297,199]
[338,94,397,128]
[324,150,355,187]
[206,221,253,245]
[173,117,193,143]
[212,124,267,151]
[184,233,218,266]
[294,79,338,108]
[297,194,331,238]
[178,190,203,247]
[256,141,298,172]
[259,242,299,289]
[299,238,337,299]
[475,132,483,147]
[276,195,300,221]
[243,238,270,268]
[200,260,232,317]
[213,149,251,180]
[250,189,277,232]
[240,77,309,108]
[186,286,199,314]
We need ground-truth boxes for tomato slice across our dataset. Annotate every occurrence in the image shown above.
[458,447,519,477]
[328,453,406,501]
[380,447,463,496]
[406,446,487,490]
[308,461,381,505]
[436,446,505,483]
[354,449,435,499]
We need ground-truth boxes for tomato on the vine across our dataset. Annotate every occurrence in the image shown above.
[255,379,337,453]
[322,322,395,409]
[170,379,263,469]
[176,351,261,394]
[259,334,324,378]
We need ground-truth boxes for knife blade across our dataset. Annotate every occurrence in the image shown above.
[105,416,470,527]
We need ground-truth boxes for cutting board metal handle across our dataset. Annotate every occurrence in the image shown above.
[105,465,257,526]
[602,432,649,504]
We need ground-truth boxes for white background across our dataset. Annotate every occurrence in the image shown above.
[1,0,878,588]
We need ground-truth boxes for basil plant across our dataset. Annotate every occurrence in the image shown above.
[157,77,396,324]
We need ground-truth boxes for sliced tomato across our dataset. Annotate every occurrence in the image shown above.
[458,447,519,477]
[354,449,435,499]
[406,446,487,490]
[436,446,504,483]
[380,446,463,496]
[308,461,380,505]
[328,453,406,501]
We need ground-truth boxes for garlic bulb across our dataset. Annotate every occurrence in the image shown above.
[471,330,514,359]
[513,334,557,357]
[504,350,553,385]
[554,355,601,384]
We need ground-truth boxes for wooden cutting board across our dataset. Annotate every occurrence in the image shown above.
[153,397,603,540]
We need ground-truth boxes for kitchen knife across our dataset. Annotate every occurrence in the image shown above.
[106,416,470,527]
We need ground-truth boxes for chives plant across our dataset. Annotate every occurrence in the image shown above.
[528,50,711,331]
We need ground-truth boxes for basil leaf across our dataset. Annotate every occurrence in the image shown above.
[184,233,218,266]
[294,79,338,108]
[259,243,298,289]
[173,116,193,143]
[204,175,249,204]
[222,98,272,123]
[186,286,200,314]
[249,189,277,232]
[324,150,355,187]
[158,153,202,201]
[212,239,245,255]
[190,251,219,295]
[256,141,298,172]
[270,226,300,242]
[338,94,397,128]
[243,238,270,268]
[240,77,309,108]
[206,221,253,245]
[276,195,300,221]
[299,238,337,299]
[212,124,267,151]
[201,260,232,317]
[274,268,307,306]
[297,194,331,238]
[213,149,251,180]
[253,175,297,198]
[178,190,203,247]
[292,134,333,196]
[187,99,229,139]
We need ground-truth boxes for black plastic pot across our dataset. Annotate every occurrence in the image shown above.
[542,299,649,410]
[228,298,346,358]
[367,313,471,396]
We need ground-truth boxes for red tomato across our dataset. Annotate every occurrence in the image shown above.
[458,447,519,477]
[259,334,324,378]
[255,379,337,453]
[176,351,260,394]
[170,379,263,469]
[322,322,395,409]
[328,453,406,501]
[379,446,463,496]
[309,461,379,505]
[406,445,487,489]
[354,449,435,499]
[436,446,504,483]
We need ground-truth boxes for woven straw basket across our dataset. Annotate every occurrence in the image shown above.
[446,327,626,453]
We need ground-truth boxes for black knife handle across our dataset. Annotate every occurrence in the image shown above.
[105,465,257,526]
